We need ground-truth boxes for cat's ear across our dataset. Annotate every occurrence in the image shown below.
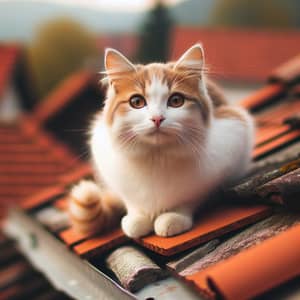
[104,48,136,75]
[174,44,204,71]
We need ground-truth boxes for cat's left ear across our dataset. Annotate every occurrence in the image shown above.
[104,48,136,75]
[174,43,204,72]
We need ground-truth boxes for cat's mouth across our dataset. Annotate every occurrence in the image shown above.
[146,127,168,136]
[134,126,180,147]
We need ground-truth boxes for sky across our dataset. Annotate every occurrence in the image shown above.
[0,0,185,11]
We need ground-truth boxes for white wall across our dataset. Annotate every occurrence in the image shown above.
[0,83,22,123]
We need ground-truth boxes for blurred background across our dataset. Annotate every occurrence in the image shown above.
[1,2,300,297]
[1,0,300,113]
[0,0,300,248]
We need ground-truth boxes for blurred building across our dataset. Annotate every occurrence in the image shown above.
[0,44,36,122]
[170,26,300,102]
[97,33,140,60]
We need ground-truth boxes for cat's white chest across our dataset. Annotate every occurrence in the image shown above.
[94,141,209,215]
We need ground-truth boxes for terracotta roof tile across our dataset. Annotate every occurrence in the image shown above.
[20,185,65,210]
[73,228,128,258]
[137,205,271,256]
[59,227,93,246]
[270,54,300,84]
[254,130,300,159]
[238,83,285,110]
[185,224,300,300]
[171,27,300,82]
[235,54,300,159]
[0,116,82,214]
[255,125,290,146]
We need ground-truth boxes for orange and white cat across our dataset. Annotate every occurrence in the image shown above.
[69,44,254,238]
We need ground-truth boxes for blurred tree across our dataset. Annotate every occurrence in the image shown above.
[137,1,173,64]
[212,0,293,28]
[27,17,98,99]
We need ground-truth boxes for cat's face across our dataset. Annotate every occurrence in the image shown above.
[102,44,212,152]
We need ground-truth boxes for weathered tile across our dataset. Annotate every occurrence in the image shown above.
[106,246,167,292]
[137,205,271,256]
[185,223,300,300]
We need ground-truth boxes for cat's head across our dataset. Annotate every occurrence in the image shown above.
[102,44,212,153]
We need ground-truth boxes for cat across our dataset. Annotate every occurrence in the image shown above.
[68,44,255,238]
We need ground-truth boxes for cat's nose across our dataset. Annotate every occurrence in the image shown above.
[151,116,165,128]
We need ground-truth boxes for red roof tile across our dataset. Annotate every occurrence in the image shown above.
[233,53,300,159]
[270,54,300,84]
[186,224,300,300]
[0,44,20,99]
[238,83,285,110]
[73,228,128,258]
[137,205,271,256]
[0,116,83,215]
[254,130,300,159]
[171,27,300,82]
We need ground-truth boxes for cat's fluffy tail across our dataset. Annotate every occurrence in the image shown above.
[69,180,124,235]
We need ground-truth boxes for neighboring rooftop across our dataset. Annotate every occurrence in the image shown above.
[0,116,83,218]
[32,70,105,156]
[0,44,20,100]
[171,27,300,82]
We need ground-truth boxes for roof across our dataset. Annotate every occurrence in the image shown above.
[0,116,84,218]
[170,27,300,82]
[31,70,104,156]
[0,44,20,99]
[5,54,300,299]
[0,68,103,217]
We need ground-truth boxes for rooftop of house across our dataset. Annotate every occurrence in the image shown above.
[2,51,300,299]
[170,27,300,83]
[0,64,102,218]
[0,116,86,218]
[0,44,21,100]
[32,69,105,156]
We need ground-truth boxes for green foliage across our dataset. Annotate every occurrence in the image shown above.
[212,0,293,28]
[27,17,98,99]
[137,1,173,64]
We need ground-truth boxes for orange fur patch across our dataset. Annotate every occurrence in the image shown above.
[104,63,213,126]
[214,106,248,124]
[206,79,228,107]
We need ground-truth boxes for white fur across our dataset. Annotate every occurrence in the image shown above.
[90,92,254,238]
[70,180,102,205]
[87,46,254,238]
[91,110,253,211]
[154,211,193,237]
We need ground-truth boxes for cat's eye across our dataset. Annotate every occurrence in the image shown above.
[129,95,146,109]
[167,93,185,108]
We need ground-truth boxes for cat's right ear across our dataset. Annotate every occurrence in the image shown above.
[174,44,204,72]
[104,48,136,76]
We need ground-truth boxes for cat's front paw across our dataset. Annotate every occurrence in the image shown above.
[154,212,193,237]
[121,214,153,238]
